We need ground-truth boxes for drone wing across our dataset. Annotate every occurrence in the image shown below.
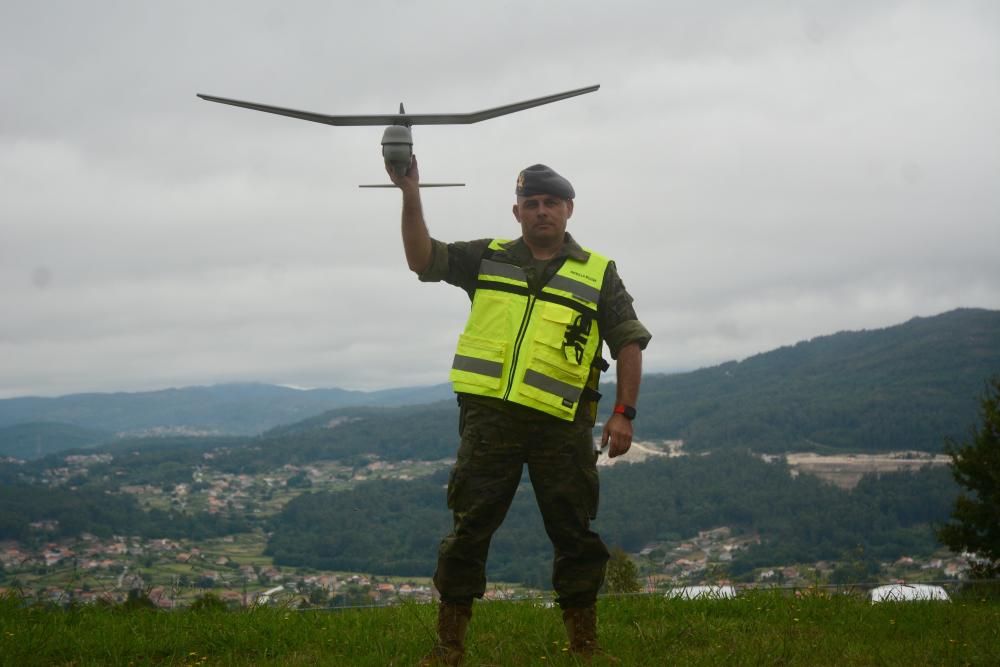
[196,85,599,127]
[197,94,406,126]
[402,85,600,125]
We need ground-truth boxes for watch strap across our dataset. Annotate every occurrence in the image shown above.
[613,404,637,420]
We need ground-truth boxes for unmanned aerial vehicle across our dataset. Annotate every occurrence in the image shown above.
[197,85,599,187]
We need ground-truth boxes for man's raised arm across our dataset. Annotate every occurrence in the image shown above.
[387,156,432,275]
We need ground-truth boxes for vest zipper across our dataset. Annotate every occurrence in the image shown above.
[502,293,536,402]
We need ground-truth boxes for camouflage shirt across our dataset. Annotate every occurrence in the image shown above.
[418,233,651,425]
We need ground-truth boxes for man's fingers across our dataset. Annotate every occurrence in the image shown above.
[606,421,632,457]
[610,437,632,458]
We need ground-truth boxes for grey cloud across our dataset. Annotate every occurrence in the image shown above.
[2,1,998,398]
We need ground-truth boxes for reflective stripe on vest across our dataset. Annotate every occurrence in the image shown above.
[449,239,610,421]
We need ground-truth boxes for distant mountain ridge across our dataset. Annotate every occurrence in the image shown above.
[2,308,997,460]
[0,382,453,439]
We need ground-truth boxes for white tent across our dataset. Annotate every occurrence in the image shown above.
[869,584,950,603]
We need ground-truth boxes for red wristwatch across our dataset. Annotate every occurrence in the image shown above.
[613,404,637,420]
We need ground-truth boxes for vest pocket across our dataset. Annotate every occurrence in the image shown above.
[450,334,506,390]
[534,302,575,348]
[530,345,590,384]
[519,354,586,416]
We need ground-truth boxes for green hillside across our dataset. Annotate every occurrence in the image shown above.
[0,422,113,460]
[252,308,999,458]
[637,308,1000,452]
[266,451,956,584]
[0,482,249,542]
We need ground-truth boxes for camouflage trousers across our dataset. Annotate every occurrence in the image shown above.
[433,398,610,609]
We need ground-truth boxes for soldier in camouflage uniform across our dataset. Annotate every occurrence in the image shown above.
[389,158,650,664]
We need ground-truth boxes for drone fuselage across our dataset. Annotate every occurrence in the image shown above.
[381,125,413,178]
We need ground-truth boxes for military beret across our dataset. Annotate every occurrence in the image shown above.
[515,164,575,200]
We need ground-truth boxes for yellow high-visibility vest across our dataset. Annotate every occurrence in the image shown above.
[449,239,610,421]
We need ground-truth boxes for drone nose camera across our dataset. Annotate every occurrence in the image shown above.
[380,122,413,178]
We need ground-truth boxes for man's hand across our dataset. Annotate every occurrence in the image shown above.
[603,342,641,459]
[386,155,420,192]
[601,413,633,458]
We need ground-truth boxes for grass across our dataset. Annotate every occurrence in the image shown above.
[1,590,998,666]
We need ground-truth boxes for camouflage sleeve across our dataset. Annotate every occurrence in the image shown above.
[599,261,652,360]
[417,239,451,283]
[418,238,493,297]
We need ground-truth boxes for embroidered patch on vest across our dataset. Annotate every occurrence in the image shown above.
[562,313,593,365]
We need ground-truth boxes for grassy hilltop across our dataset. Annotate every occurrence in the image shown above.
[2,590,998,666]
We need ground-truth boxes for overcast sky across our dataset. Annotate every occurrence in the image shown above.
[2,1,998,399]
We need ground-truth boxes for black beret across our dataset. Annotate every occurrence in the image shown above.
[515,164,575,199]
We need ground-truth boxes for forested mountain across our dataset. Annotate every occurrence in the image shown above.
[248,308,1000,458]
[0,482,250,542]
[637,308,1000,452]
[0,422,114,460]
[0,382,452,436]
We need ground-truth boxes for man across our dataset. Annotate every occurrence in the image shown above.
[390,157,650,664]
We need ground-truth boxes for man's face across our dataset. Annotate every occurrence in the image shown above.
[512,194,574,247]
